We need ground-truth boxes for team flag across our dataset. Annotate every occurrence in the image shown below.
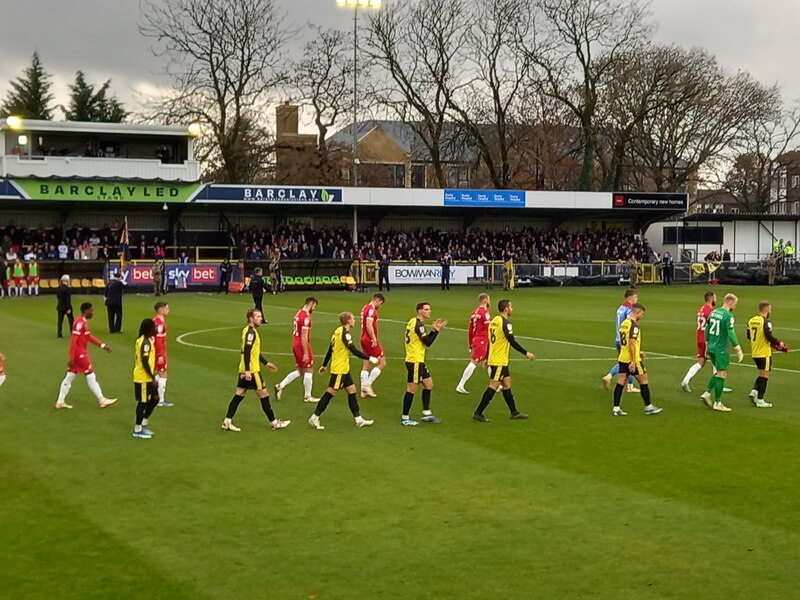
[118,217,130,271]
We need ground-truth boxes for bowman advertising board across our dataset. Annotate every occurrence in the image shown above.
[388,263,478,285]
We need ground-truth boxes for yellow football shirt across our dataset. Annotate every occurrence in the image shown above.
[747,315,773,359]
[617,318,642,364]
[488,315,512,366]
[404,317,427,363]
[133,335,156,383]
[238,325,262,373]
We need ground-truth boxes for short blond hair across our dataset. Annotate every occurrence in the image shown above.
[339,311,354,325]
[724,293,738,304]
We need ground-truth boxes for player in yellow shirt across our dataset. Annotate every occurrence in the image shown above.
[613,303,663,416]
[401,302,446,426]
[221,308,290,432]
[132,319,159,439]
[472,299,535,422]
[747,301,788,408]
[308,312,379,430]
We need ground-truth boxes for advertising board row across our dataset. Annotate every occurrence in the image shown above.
[0,178,687,211]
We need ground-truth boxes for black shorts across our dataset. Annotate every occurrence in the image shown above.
[488,365,511,381]
[753,356,773,372]
[236,372,266,391]
[328,372,354,391]
[405,362,431,384]
[618,361,646,376]
[134,381,158,403]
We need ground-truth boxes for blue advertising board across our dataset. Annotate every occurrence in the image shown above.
[194,185,342,203]
[443,189,525,208]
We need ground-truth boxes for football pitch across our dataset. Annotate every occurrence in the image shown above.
[2,284,800,599]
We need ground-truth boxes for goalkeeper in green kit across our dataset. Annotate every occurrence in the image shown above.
[700,293,743,412]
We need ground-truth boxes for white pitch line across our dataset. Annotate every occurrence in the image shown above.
[189,296,800,374]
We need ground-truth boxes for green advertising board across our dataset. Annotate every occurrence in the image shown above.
[13,179,201,202]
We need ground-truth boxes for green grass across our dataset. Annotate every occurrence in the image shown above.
[2,284,800,599]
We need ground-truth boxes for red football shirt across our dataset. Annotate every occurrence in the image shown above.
[360,303,379,343]
[153,315,167,357]
[696,304,714,344]
[468,306,490,345]
[70,316,101,361]
[292,309,311,347]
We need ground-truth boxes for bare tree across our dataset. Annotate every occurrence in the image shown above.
[446,0,533,189]
[630,51,780,192]
[292,26,355,152]
[365,0,471,187]
[139,0,291,183]
[597,45,701,191]
[526,0,653,190]
[713,104,800,212]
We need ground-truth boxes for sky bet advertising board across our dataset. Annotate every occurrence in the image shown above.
[117,264,220,287]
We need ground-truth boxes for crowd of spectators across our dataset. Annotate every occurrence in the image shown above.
[3,221,658,265]
[1,223,168,263]
[230,224,657,265]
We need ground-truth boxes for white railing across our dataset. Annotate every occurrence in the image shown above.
[0,155,200,182]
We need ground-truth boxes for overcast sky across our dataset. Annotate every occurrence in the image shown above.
[1,0,798,127]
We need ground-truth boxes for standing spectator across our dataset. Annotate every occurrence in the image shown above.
[767,253,777,286]
[661,252,673,285]
[628,257,639,288]
[378,253,390,291]
[152,258,165,296]
[219,257,232,294]
[784,241,795,267]
[56,275,74,337]
[268,247,281,294]
[250,267,266,314]
[57,240,69,260]
[137,234,148,260]
[439,250,452,290]
[722,249,731,263]
[105,272,124,333]
[178,250,190,265]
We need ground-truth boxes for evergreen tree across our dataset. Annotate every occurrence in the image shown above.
[0,52,55,119]
[62,71,128,123]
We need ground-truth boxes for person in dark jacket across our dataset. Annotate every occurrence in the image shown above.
[378,254,390,292]
[56,274,74,337]
[219,258,232,294]
[105,272,124,333]
[250,267,266,314]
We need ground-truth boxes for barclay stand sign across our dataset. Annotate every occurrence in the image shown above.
[14,179,200,202]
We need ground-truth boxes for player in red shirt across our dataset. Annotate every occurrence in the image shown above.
[153,301,172,406]
[456,293,491,394]
[275,297,320,403]
[679,290,730,393]
[54,302,117,409]
[0,352,6,388]
[359,293,386,398]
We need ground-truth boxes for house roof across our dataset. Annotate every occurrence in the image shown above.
[329,120,477,163]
